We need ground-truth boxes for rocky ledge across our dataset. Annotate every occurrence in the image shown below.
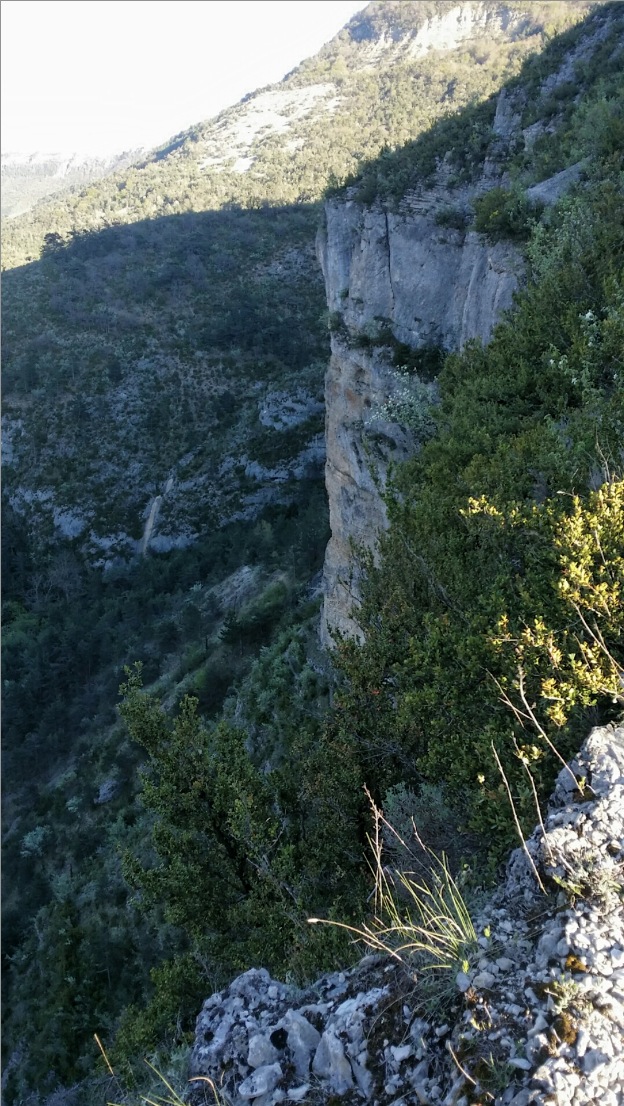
[189,724,624,1105]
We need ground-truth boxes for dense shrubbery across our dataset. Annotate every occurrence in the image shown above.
[473,185,543,241]
[2,4,621,1102]
[434,204,470,231]
[1,492,331,1099]
[331,172,624,854]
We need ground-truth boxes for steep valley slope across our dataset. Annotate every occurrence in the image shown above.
[1,4,622,1104]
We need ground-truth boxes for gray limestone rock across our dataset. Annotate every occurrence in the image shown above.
[188,724,624,1106]
[284,1010,321,1076]
[527,163,584,207]
[286,1086,309,1102]
[318,183,523,643]
[312,1028,354,1093]
[473,971,496,989]
[238,1063,283,1099]
[247,1034,279,1069]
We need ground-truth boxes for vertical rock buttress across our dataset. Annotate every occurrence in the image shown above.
[317,191,522,645]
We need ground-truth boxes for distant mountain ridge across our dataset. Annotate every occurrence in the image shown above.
[1,149,144,219]
[2,1,601,265]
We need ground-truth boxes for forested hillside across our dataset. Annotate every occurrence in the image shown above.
[2,3,622,1103]
[2,1,597,270]
[1,150,144,220]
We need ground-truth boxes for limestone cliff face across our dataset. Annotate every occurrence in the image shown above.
[318,187,522,643]
[317,2,617,645]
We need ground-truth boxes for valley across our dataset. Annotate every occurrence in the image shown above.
[2,3,622,1103]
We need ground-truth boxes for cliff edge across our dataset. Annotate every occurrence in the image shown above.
[189,724,624,1105]
[317,0,618,644]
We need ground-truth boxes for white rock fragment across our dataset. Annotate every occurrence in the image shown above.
[247,1034,279,1069]
[456,971,471,992]
[312,1028,354,1093]
[528,1014,549,1038]
[391,1043,413,1063]
[286,1086,310,1102]
[473,971,496,989]
[238,1062,283,1099]
[284,1010,321,1076]
[583,1048,610,1074]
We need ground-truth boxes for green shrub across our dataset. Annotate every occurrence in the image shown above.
[473,186,543,242]
[435,204,469,231]
[392,341,445,381]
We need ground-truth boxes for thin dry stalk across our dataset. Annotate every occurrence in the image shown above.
[512,737,555,868]
[103,1051,225,1106]
[310,788,477,973]
[490,668,589,796]
[491,742,547,894]
[446,1041,495,1100]
[95,1034,115,1077]
[515,669,596,796]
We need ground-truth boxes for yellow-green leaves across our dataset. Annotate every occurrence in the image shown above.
[469,483,624,733]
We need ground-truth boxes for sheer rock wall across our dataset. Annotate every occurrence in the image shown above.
[316,2,618,645]
[317,186,522,643]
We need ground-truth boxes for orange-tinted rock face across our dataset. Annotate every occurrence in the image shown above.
[318,180,522,645]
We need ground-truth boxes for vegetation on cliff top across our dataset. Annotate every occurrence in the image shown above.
[2,3,622,1103]
[344,0,622,202]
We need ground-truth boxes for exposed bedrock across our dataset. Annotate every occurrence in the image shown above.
[317,190,522,644]
[189,725,624,1106]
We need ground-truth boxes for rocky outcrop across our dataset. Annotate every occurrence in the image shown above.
[318,189,522,643]
[189,724,624,1105]
[319,197,521,352]
[321,340,418,642]
[317,2,621,646]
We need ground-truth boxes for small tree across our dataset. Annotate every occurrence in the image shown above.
[120,665,294,974]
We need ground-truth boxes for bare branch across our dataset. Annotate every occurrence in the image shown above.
[512,737,555,867]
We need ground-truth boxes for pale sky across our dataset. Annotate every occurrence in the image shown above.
[1,0,368,155]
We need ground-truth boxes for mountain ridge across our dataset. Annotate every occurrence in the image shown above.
[1,149,145,219]
[2,1,601,266]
